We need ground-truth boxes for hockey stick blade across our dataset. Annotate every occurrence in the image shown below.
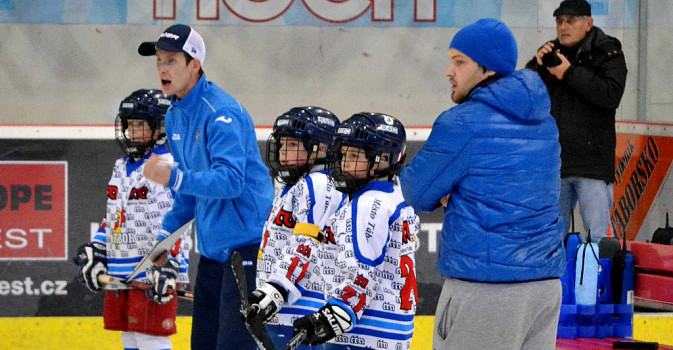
[282,329,307,350]
[125,219,193,282]
[230,251,277,350]
[98,274,194,300]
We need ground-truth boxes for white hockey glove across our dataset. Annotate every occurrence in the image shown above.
[146,259,179,304]
[73,242,107,292]
[292,303,354,345]
[246,282,286,324]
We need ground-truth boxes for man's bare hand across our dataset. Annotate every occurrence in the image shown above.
[535,42,571,80]
[143,155,172,186]
[535,42,555,66]
[440,194,451,207]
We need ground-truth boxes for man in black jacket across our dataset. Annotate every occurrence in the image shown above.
[526,0,627,242]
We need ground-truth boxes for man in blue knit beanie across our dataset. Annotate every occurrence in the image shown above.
[450,18,518,76]
[400,18,565,350]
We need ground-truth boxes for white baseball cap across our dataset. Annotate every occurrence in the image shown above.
[138,24,206,66]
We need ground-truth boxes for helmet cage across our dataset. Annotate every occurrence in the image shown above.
[327,141,374,195]
[266,107,339,185]
[266,131,316,185]
[327,113,406,195]
[115,114,162,159]
[114,89,169,159]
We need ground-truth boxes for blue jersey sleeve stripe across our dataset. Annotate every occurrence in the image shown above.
[348,326,413,341]
[108,265,140,273]
[108,264,143,272]
[277,307,315,317]
[388,201,407,226]
[108,256,144,264]
[357,317,415,331]
[362,308,415,321]
[295,284,324,300]
[305,175,316,225]
[108,272,129,278]
[335,194,347,212]
[302,292,324,301]
[352,197,386,267]
[292,298,325,309]
[281,184,291,197]
[108,271,146,280]
[125,156,143,176]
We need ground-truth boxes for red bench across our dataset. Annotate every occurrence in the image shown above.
[627,241,673,310]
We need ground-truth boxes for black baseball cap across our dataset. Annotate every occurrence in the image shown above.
[553,0,592,17]
[138,24,206,65]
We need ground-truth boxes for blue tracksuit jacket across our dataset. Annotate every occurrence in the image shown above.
[161,74,273,263]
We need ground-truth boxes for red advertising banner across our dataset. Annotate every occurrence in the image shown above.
[611,135,673,241]
[0,161,67,260]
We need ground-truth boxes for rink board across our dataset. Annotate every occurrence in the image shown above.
[1,123,673,348]
[1,123,673,318]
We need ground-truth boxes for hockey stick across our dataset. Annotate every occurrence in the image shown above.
[230,250,277,350]
[124,219,194,282]
[97,274,194,300]
[282,329,307,350]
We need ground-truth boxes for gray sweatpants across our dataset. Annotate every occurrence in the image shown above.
[433,278,561,350]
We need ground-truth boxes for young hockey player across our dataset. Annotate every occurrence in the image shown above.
[292,113,420,350]
[73,89,191,350]
[248,106,346,349]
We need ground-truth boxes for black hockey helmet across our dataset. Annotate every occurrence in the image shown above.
[327,112,406,194]
[115,89,170,159]
[267,106,340,185]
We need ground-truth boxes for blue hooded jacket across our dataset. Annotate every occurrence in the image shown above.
[400,69,565,282]
[161,74,274,263]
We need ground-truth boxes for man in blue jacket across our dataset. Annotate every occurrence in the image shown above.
[400,19,566,350]
[139,24,274,350]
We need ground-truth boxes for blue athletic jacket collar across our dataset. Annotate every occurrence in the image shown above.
[170,74,208,110]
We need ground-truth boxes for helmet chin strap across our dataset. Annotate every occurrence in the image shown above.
[373,175,393,182]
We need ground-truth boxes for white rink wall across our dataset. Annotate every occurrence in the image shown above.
[1,0,670,126]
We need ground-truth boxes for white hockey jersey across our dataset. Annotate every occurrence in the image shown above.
[257,169,347,326]
[92,143,192,289]
[321,181,420,350]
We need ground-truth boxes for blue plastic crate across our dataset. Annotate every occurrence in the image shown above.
[557,245,633,339]
[556,259,633,339]
[556,302,632,338]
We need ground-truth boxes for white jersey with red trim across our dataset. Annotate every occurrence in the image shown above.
[321,180,419,350]
[256,169,347,326]
[92,143,192,289]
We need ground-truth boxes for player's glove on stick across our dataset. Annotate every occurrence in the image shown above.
[292,303,354,345]
[247,282,286,324]
[73,242,108,292]
[146,259,179,304]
